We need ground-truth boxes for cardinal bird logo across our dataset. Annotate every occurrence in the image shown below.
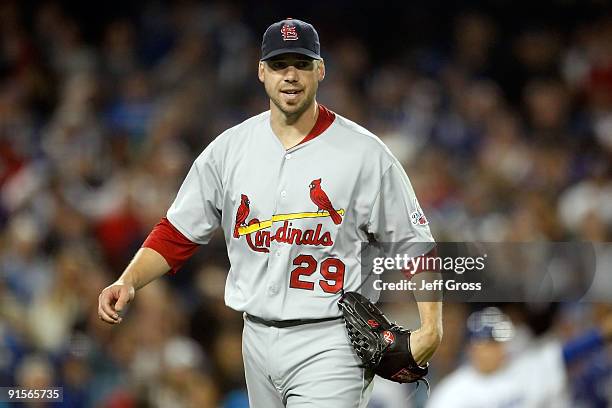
[234,194,250,238]
[309,179,342,225]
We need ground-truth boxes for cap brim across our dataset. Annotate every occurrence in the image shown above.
[261,47,321,61]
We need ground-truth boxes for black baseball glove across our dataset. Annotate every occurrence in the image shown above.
[338,291,429,384]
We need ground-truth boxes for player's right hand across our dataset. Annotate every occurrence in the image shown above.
[98,282,135,324]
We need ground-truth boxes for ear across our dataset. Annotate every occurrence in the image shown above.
[317,59,325,81]
[258,61,265,83]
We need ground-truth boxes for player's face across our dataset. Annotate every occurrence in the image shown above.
[468,340,506,374]
[258,53,325,118]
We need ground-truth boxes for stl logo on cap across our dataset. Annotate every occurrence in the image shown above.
[281,23,298,41]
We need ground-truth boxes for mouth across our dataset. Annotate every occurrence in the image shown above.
[280,89,303,101]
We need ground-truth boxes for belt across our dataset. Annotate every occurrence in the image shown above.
[246,314,342,328]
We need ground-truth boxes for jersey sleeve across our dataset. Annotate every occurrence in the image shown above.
[367,162,435,258]
[166,141,223,244]
[142,217,200,274]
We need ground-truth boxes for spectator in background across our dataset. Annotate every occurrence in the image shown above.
[427,307,612,408]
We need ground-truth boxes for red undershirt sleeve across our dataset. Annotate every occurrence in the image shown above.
[142,217,200,274]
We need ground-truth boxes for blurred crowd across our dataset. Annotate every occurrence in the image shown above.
[0,1,611,407]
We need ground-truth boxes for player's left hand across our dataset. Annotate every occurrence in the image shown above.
[410,326,443,366]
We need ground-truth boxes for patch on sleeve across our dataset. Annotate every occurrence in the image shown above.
[410,198,429,226]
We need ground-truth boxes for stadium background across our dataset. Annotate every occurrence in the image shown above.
[0,0,611,406]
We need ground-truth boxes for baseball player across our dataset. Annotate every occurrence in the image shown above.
[98,18,443,407]
[427,307,612,408]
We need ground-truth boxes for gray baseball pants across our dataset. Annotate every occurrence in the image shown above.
[242,314,374,407]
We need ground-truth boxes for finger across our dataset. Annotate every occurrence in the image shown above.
[114,290,131,313]
[100,292,121,320]
[98,306,120,324]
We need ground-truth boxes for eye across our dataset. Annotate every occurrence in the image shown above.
[269,61,288,70]
[295,60,313,70]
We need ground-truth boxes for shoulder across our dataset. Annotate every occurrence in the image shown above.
[427,368,474,408]
[427,366,486,408]
[328,113,397,165]
[332,114,390,151]
[195,111,269,161]
[517,339,565,381]
[432,365,480,396]
[215,111,270,146]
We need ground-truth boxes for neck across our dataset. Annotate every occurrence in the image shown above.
[270,101,319,149]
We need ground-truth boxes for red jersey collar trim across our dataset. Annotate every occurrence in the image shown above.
[297,104,336,146]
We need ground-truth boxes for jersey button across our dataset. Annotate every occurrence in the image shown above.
[268,284,278,294]
[280,190,287,198]
[286,153,292,159]
[276,250,281,257]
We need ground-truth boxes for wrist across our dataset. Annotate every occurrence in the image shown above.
[416,324,443,344]
[115,279,136,290]
[410,327,442,366]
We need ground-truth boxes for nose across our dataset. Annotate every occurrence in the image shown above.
[284,66,298,82]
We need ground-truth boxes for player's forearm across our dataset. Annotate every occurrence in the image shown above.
[412,271,444,331]
[416,299,443,337]
[115,247,171,290]
[412,299,443,365]
[410,271,443,364]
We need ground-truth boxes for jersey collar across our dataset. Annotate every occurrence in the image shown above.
[297,103,336,146]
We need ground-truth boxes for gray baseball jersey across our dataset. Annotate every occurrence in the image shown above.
[166,109,434,320]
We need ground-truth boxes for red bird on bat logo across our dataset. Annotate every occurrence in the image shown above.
[309,178,342,225]
[234,194,250,238]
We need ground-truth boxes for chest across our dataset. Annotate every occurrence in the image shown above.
[227,146,357,223]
